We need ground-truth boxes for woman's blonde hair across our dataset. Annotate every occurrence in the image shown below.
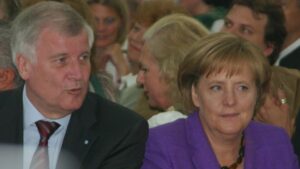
[143,14,209,112]
[178,32,271,113]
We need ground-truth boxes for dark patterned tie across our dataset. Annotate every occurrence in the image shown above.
[30,120,60,169]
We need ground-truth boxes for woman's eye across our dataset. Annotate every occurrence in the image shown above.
[210,85,221,91]
[132,25,140,32]
[238,85,249,91]
[104,17,116,25]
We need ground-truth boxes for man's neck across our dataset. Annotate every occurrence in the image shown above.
[283,31,300,49]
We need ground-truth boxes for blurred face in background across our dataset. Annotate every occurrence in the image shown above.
[281,0,300,35]
[89,3,121,48]
[222,5,273,56]
[137,45,171,110]
[127,22,147,64]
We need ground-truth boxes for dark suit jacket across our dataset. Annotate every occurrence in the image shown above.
[0,87,148,169]
[280,46,300,70]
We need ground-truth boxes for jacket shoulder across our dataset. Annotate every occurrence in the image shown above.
[84,92,147,128]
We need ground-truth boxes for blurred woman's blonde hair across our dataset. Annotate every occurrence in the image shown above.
[143,14,209,112]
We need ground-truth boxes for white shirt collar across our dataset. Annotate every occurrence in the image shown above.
[275,38,300,65]
[23,85,71,130]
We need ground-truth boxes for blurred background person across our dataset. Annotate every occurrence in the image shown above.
[137,14,209,128]
[221,0,300,137]
[275,0,300,70]
[142,32,299,169]
[0,21,22,91]
[87,0,130,89]
[120,0,188,118]
[0,0,20,21]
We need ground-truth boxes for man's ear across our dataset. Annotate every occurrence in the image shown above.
[263,42,274,57]
[16,54,31,80]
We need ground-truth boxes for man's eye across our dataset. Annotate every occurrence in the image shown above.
[79,54,90,61]
[240,27,252,35]
[224,20,232,28]
[57,57,66,64]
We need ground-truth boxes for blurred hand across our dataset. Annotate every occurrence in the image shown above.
[104,43,130,76]
[255,89,293,137]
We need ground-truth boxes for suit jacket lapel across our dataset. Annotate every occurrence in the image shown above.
[58,93,99,169]
[186,112,220,169]
[0,87,24,169]
[0,87,24,144]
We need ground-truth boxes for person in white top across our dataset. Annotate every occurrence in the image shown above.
[87,0,131,88]
[119,0,188,111]
[137,14,209,128]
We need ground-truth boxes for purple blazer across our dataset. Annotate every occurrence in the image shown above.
[142,112,299,169]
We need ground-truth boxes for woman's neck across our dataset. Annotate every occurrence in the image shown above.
[200,118,243,167]
[210,135,242,167]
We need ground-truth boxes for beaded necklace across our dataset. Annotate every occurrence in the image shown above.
[220,134,245,169]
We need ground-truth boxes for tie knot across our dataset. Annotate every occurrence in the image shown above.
[36,120,60,140]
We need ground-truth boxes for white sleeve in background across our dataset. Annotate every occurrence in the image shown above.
[119,73,137,90]
[148,109,187,128]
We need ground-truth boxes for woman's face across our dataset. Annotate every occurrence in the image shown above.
[127,22,148,64]
[137,45,171,110]
[89,3,121,48]
[192,68,257,137]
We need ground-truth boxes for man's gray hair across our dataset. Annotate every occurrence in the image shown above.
[10,1,94,64]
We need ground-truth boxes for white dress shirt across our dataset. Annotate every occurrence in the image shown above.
[23,86,70,169]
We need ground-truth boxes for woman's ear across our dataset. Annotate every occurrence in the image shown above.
[191,84,201,108]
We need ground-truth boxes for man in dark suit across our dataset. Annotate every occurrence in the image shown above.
[0,1,148,169]
[275,0,300,70]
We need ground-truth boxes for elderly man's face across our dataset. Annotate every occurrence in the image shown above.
[18,27,91,118]
[222,5,273,57]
